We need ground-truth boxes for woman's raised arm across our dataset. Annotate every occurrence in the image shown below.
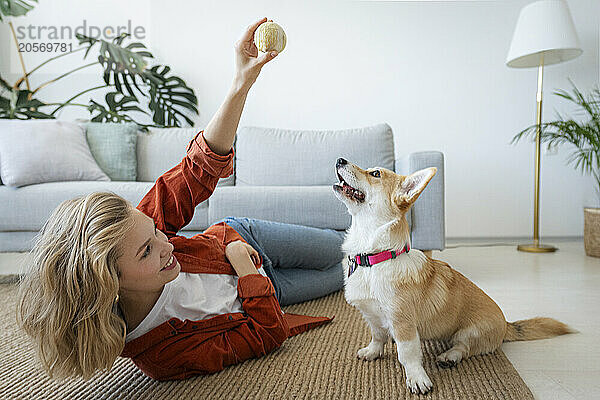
[136,18,277,236]
[203,17,278,155]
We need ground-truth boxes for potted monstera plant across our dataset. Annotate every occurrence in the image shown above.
[513,82,600,257]
[0,0,197,128]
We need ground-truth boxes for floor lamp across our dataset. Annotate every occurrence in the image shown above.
[506,0,582,253]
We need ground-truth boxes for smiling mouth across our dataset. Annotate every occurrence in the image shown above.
[334,171,365,202]
[161,255,177,271]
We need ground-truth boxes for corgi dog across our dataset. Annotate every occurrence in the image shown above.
[332,157,573,395]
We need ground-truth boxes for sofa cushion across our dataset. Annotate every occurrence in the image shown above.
[0,120,110,187]
[137,127,234,186]
[0,231,38,252]
[208,185,351,230]
[0,181,208,231]
[85,122,138,181]
[235,123,395,186]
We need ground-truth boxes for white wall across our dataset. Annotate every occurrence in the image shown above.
[1,0,598,238]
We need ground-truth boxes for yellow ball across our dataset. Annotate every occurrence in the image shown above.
[254,22,286,53]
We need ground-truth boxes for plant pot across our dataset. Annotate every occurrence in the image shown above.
[584,208,600,257]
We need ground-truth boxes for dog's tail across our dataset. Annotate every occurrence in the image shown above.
[503,317,575,342]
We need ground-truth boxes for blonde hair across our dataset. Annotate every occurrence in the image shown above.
[16,191,134,381]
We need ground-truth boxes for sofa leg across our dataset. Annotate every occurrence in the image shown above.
[422,250,432,258]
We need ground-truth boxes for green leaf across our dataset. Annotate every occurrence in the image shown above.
[76,33,153,99]
[0,79,54,119]
[88,91,146,124]
[144,65,198,127]
[0,0,37,21]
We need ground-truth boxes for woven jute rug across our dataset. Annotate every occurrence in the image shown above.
[0,283,533,400]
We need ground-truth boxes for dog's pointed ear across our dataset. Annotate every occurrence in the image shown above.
[395,167,437,206]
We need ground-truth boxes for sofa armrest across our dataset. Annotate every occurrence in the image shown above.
[396,151,445,251]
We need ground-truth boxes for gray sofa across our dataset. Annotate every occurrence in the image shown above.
[0,123,445,252]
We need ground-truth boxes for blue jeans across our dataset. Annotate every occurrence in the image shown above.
[217,217,346,306]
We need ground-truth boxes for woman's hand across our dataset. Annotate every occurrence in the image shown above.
[225,240,261,277]
[225,240,260,264]
[234,17,278,90]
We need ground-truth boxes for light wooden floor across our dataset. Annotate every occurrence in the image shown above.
[1,239,598,399]
[433,239,600,400]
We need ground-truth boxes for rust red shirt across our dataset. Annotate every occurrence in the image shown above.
[120,131,332,380]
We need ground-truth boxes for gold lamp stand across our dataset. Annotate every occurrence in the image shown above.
[517,58,557,253]
[507,0,582,253]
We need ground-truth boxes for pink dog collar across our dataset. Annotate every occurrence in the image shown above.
[347,244,410,277]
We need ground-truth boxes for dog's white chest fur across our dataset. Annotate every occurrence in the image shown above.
[343,251,428,340]
[343,251,427,307]
[341,218,427,306]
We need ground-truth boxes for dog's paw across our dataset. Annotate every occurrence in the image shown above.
[405,367,433,395]
[357,344,384,361]
[437,360,456,369]
[436,359,457,369]
[436,348,464,369]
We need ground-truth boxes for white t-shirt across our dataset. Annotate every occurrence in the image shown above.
[125,268,268,343]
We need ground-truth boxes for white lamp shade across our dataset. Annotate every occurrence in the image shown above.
[506,0,582,68]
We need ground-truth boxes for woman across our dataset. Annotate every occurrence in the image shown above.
[16,18,345,382]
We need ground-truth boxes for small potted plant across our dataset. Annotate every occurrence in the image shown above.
[513,82,600,257]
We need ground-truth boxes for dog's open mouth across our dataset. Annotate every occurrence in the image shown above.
[335,171,365,202]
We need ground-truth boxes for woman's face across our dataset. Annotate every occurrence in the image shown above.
[118,208,180,297]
